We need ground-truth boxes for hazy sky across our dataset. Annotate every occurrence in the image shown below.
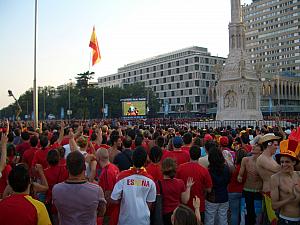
[0,0,252,109]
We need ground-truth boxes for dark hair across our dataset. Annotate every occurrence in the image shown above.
[39,135,49,149]
[235,148,247,165]
[183,132,193,145]
[173,204,198,225]
[132,146,147,168]
[208,145,225,174]
[30,135,38,147]
[21,132,30,141]
[47,149,60,166]
[204,140,216,152]
[161,158,177,178]
[123,136,132,148]
[156,136,165,148]
[8,164,30,193]
[149,146,162,163]
[135,136,143,147]
[189,145,201,160]
[193,137,202,147]
[7,132,14,143]
[50,133,59,145]
[110,135,120,145]
[7,144,16,157]
[90,132,97,141]
[57,146,66,159]
[66,151,85,176]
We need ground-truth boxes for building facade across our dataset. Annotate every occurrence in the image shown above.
[243,0,300,76]
[98,46,225,115]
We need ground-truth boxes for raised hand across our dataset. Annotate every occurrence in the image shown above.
[193,196,200,209]
[186,177,195,189]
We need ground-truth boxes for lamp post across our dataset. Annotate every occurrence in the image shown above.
[8,90,22,120]
[68,79,72,120]
[33,0,38,128]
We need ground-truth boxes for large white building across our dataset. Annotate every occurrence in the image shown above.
[98,46,225,115]
[243,0,300,76]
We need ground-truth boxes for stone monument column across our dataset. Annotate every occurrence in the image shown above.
[215,0,263,121]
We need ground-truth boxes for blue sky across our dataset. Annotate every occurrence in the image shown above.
[0,0,252,109]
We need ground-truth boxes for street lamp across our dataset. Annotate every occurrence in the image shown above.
[67,79,72,120]
[8,90,22,120]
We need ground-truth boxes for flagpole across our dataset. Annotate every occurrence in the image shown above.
[102,87,105,119]
[33,0,38,129]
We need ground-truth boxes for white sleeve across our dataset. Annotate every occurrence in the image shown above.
[111,179,123,200]
[146,180,157,203]
[0,171,2,178]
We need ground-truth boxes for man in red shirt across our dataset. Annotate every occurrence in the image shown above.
[181,132,193,153]
[162,136,190,166]
[44,149,68,222]
[16,131,31,158]
[176,145,212,223]
[22,135,39,170]
[0,164,51,225]
[96,148,119,225]
[32,135,51,169]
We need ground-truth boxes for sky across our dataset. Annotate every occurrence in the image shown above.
[0,0,252,109]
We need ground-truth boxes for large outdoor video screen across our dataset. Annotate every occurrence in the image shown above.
[121,98,146,117]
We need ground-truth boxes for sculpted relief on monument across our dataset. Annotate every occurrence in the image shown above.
[224,90,237,109]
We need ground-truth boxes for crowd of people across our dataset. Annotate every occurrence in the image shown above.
[0,119,299,225]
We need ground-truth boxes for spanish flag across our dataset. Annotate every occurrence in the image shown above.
[89,26,101,66]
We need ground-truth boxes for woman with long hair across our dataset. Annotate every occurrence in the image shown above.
[205,144,231,225]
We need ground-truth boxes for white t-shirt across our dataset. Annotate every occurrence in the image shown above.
[111,171,156,225]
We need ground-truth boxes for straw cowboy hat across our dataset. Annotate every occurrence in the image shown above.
[258,133,281,145]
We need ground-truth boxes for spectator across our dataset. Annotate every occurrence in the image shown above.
[146,146,163,182]
[111,146,156,225]
[176,145,212,223]
[160,158,194,225]
[53,151,107,225]
[0,164,51,225]
[96,148,119,225]
[205,144,231,225]
[113,136,133,171]
[22,135,39,170]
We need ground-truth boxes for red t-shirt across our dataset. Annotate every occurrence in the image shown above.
[44,165,68,205]
[22,147,39,169]
[228,165,245,193]
[98,163,120,219]
[0,165,12,197]
[181,145,190,153]
[16,142,31,157]
[162,150,190,166]
[49,142,61,151]
[61,137,70,146]
[0,194,39,225]
[157,178,185,214]
[31,147,51,169]
[176,162,212,212]
[146,163,163,182]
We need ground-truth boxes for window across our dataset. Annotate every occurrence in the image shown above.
[176,68,180,74]
[194,57,199,62]
[195,80,200,86]
[195,65,199,70]
[206,81,209,87]
[176,61,179,66]
[168,63,171,68]
[168,70,171,75]
[168,84,171,89]
[181,90,184,95]
[185,58,189,64]
[163,78,167,83]
[161,85,164,91]
[189,89,192,95]
[177,83,180,88]
[177,98,180,103]
[185,66,189,72]
[171,91,175,96]
[185,81,189,87]
[149,80,152,85]
[195,96,200,102]
[146,68,149,72]
[202,73,206,79]
[202,89,206,94]
[147,74,149,79]
[180,75,183,80]
[164,92,167,97]
[186,97,189,102]
[161,71,163,77]
[153,66,156,71]
[156,79,159,84]
[189,73,192,79]
[171,76,174,82]
[212,74,215,80]
[160,64,163,70]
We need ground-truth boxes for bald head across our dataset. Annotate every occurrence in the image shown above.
[96,148,109,163]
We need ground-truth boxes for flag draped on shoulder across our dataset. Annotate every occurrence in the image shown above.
[89,26,101,66]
